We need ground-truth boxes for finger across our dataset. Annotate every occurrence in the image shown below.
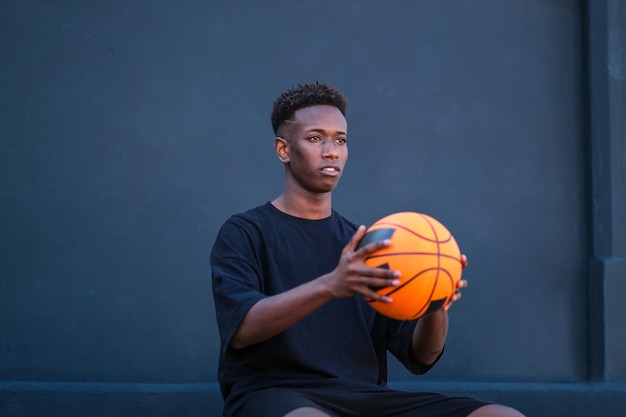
[456,279,468,289]
[444,292,463,310]
[362,288,394,304]
[356,237,392,257]
[346,225,368,251]
[367,264,401,278]
[356,274,400,303]
[461,254,468,269]
[365,276,400,289]
[354,264,401,280]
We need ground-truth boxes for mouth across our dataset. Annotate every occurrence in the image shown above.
[320,166,341,176]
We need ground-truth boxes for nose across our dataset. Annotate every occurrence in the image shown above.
[322,139,339,160]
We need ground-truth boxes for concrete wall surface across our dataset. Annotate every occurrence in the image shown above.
[1,0,625,416]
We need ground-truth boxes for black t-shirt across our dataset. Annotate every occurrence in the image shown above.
[211,203,434,412]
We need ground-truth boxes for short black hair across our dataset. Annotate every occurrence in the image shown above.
[271,82,348,134]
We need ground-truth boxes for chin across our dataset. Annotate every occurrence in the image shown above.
[301,177,341,194]
[317,183,339,193]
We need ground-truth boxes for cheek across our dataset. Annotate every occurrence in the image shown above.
[289,150,316,173]
[337,146,348,165]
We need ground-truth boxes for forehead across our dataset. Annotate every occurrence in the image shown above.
[291,105,347,133]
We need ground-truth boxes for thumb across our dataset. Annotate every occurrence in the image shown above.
[347,225,368,252]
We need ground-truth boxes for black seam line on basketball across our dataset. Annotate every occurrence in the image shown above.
[365,267,450,300]
[409,294,432,319]
[367,268,450,316]
[382,267,449,296]
[420,214,442,308]
[372,221,452,243]
[416,215,458,319]
[411,298,447,320]
[367,252,462,263]
[366,267,456,299]
[419,215,458,311]
[368,268,455,319]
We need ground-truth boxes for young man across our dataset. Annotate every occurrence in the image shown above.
[211,82,524,417]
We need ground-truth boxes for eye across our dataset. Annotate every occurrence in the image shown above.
[335,137,347,145]
[307,135,322,142]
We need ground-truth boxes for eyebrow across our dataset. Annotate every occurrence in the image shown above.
[307,128,347,136]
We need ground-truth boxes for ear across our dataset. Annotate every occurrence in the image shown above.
[274,137,289,163]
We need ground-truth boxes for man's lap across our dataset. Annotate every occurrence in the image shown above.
[231,384,489,417]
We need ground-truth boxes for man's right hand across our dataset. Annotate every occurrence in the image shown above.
[319,225,401,303]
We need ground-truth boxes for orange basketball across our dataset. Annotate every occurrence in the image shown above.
[356,212,463,320]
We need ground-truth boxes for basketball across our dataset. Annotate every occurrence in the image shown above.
[356,212,463,320]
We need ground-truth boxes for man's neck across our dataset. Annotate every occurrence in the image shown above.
[271,191,332,220]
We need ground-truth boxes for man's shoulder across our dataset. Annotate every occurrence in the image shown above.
[232,202,266,217]
[215,203,281,240]
[224,202,273,224]
[211,204,273,257]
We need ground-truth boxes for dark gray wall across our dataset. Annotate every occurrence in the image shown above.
[586,0,626,383]
[1,0,624,416]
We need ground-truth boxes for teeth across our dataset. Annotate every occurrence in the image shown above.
[323,167,336,171]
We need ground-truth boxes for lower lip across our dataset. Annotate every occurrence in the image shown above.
[321,169,339,177]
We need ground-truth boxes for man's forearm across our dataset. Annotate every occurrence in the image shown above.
[410,309,448,365]
[229,276,334,349]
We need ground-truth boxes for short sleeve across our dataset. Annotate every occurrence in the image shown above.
[211,216,266,363]
[386,318,443,375]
